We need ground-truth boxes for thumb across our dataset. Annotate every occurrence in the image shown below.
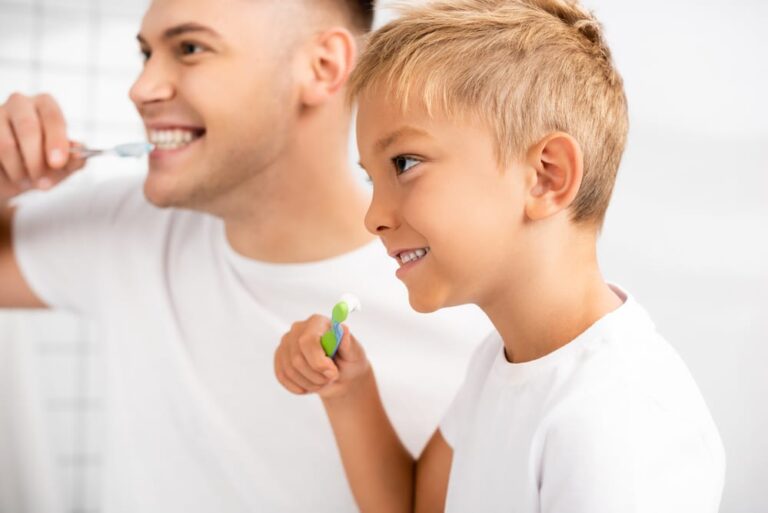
[335,324,364,363]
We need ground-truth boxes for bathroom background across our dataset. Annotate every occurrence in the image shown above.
[0,0,765,512]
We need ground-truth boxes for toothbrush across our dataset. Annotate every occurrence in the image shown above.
[69,142,155,159]
[320,293,362,358]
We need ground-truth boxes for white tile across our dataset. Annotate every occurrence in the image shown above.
[96,16,144,73]
[39,11,91,69]
[33,70,90,121]
[0,67,34,101]
[0,4,36,63]
[41,0,93,12]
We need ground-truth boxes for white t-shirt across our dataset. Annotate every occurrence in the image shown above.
[13,174,491,513]
[441,286,725,513]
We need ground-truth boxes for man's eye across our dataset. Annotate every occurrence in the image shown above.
[179,42,205,56]
[140,49,151,62]
[392,156,420,175]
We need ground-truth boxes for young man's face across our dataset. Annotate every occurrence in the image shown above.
[357,91,529,313]
[129,0,303,209]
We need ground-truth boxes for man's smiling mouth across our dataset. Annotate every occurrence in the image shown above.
[148,128,205,151]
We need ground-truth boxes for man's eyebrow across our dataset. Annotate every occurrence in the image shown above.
[375,126,430,153]
[136,23,222,45]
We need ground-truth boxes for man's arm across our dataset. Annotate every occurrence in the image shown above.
[0,92,86,308]
[0,204,45,308]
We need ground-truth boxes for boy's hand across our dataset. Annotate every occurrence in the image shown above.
[0,93,86,201]
[275,315,370,400]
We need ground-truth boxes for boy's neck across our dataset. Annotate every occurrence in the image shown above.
[481,228,622,364]
[218,103,374,263]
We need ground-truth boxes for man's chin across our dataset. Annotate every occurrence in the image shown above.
[143,175,188,209]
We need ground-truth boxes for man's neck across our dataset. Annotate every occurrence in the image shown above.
[481,227,622,364]
[216,107,374,263]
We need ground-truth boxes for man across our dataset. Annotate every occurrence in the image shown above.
[0,0,488,511]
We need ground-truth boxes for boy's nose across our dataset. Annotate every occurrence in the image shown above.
[364,188,398,235]
[129,59,175,108]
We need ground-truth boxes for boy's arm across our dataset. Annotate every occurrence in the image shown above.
[322,368,415,512]
[275,317,453,513]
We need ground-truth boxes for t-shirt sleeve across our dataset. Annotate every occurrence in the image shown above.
[539,389,723,513]
[12,174,140,315]
[439,334,499,448]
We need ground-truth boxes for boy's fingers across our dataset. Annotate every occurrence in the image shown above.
[298,331,337,377]
[290,348,330,386]
[335,325,363,362]
[276,369,307,395]
[284,365,321,391]
[35,94,69,170]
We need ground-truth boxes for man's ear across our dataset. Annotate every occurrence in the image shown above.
[524,132,584,221]
[298,27,357,107]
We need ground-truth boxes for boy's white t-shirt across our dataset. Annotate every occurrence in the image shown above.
[13,174,491,513]
[441,286,725,513]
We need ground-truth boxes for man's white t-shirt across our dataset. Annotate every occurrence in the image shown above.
[13,174,491,513]
[441,286,725,513]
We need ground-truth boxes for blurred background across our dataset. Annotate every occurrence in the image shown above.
[0,0,765,512]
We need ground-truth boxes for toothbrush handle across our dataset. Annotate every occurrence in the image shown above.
[69,147,104,159]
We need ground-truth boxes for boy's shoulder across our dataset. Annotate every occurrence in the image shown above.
[538,295,723,467]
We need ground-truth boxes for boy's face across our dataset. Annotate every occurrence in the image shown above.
[357,92,529,313]
[130,0,302,209]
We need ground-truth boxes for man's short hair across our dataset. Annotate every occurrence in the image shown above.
[336,0,376,33]
[349,0,629,226]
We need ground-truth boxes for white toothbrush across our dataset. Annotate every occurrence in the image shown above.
[69,142,155,159]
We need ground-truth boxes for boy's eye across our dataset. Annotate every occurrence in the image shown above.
[392,155,420,175]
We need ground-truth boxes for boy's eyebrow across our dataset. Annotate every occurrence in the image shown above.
[137,22,222,45]
[375,126,430,153]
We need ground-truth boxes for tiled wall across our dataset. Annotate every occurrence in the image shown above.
[0,1,147,512]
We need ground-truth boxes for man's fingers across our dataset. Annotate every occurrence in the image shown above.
[0,111,27,185]
[35,94,69,170]
[6,94,44,181]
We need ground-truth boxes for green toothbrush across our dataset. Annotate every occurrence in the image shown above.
[320,293,361,358]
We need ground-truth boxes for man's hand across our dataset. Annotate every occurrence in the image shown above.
[274,314,370,400]
[0,92,85,202]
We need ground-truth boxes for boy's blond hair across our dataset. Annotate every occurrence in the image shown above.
[349,0,628,225]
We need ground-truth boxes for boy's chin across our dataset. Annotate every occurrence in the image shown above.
[407,292,446,314]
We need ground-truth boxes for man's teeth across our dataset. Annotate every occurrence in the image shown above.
[148,129,202,150]
[399,248,430,264]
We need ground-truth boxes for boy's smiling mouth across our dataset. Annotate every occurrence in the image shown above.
[391,247,431,267]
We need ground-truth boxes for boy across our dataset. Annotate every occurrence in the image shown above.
[275,0,726,511]
[0,0,490,511]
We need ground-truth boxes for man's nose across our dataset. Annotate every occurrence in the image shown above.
[129,57,175,108]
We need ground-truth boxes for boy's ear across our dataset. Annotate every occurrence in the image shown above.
[523,132,584,221]
[297,27,357,107]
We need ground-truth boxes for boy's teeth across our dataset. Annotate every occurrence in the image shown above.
[399,247,430,265]
[148,129,201,149]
